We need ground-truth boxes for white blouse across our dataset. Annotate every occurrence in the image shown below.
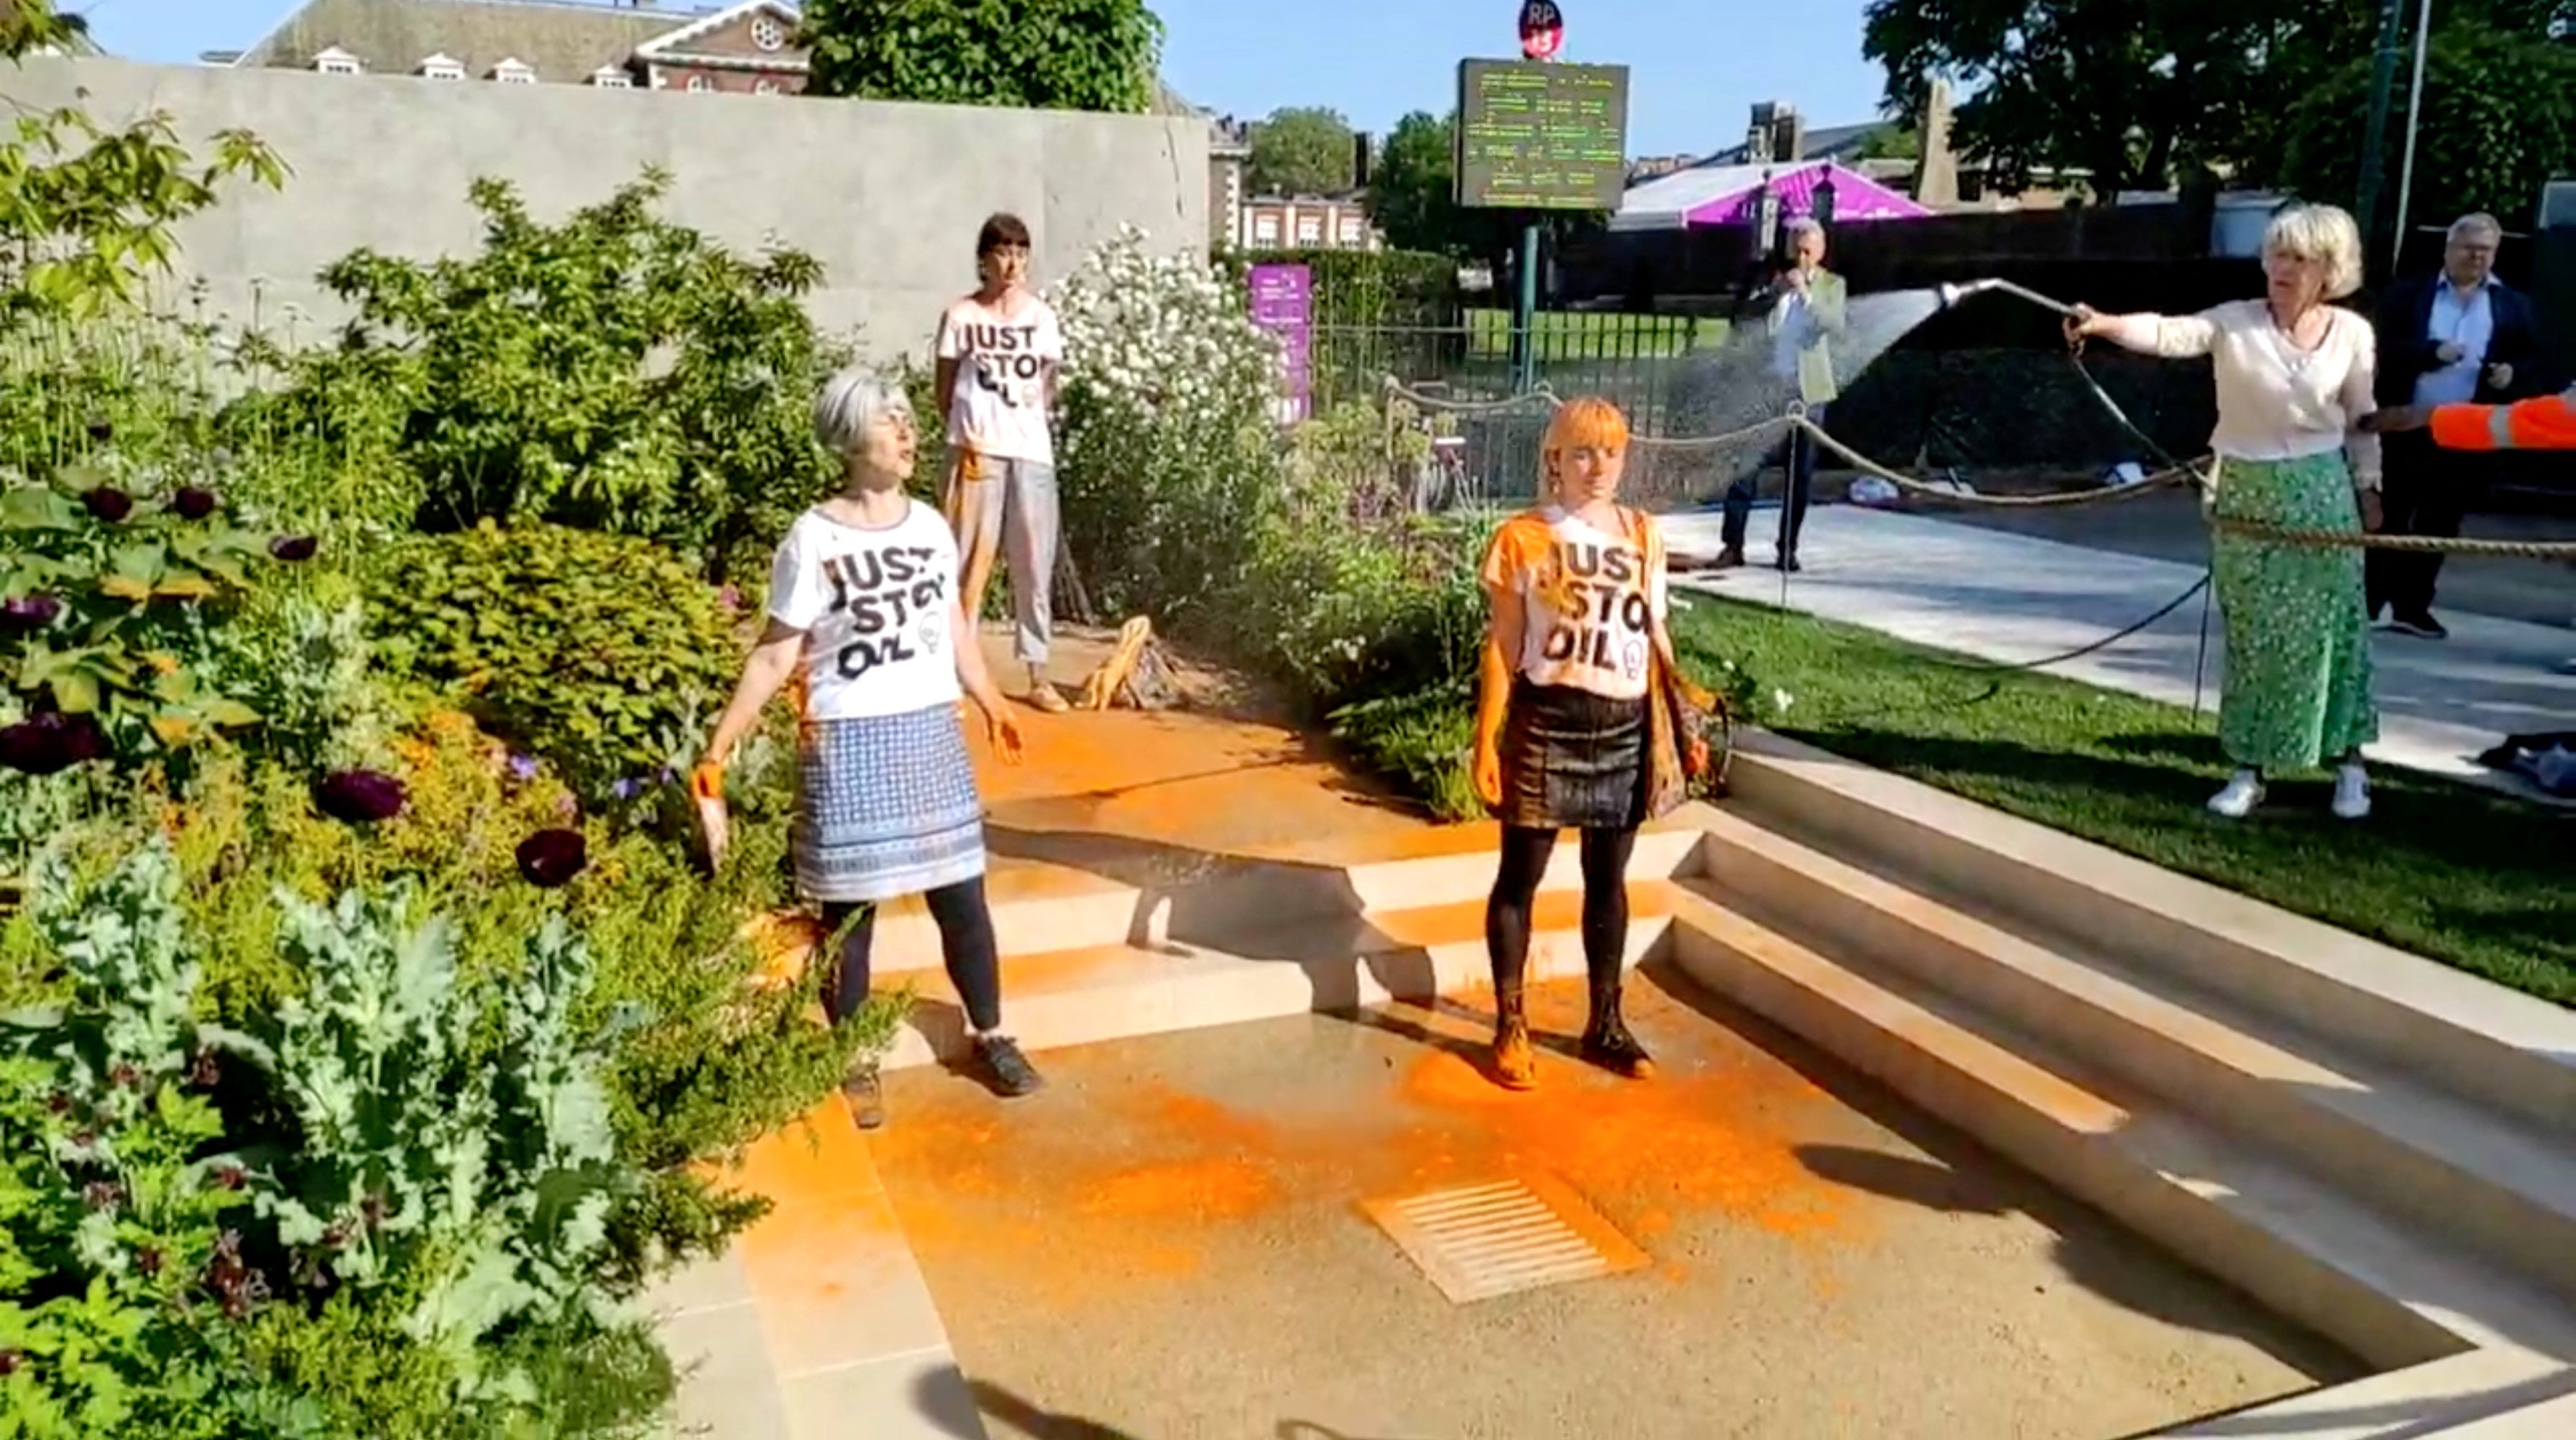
[2152,300,2381,486]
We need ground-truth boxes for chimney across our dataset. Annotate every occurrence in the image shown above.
[1745,102,1777,165]
[1773,106,1806,167]
[1915,76,1959,207]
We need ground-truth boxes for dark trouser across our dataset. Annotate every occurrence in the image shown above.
[1720,403,1824,557]
[820,878,1003,1035]
[2366,430,2480,622]
[1484,824,1639,1020]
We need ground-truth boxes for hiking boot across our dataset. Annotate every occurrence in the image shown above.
[974,1033,1046,1098]
[1581,1010,1656,1080]
[1775,552,1803,574]
[842,1067,886,1131]
[1711,545,1746,570]
[1491,1015,1538,1091]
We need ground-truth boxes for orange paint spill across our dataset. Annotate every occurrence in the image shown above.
[868,982,1867,1315]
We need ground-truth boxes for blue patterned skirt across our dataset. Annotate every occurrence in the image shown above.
[794,704,988,904]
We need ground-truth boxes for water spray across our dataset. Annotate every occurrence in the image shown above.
[1935,277,2082,318]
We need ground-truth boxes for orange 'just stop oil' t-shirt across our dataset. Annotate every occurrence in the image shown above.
[1480,504,1670,703]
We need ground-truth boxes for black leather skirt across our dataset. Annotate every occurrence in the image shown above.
[1496,679,1648,831]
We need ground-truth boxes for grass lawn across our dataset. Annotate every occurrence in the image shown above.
[1669,595,2576,1007]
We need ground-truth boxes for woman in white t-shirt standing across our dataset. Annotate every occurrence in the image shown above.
[1470,397,1706,1092]
[696,368,1044,1127]
[935,213,1072,714]
[2069,203,2384,821]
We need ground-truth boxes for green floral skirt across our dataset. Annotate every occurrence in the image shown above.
[2210,452,2379,773]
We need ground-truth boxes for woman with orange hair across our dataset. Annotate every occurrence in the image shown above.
[1471,397,1699,1090]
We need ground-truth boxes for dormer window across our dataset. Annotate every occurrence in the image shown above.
[750,15,788,51]
[311,45,362,75]
[490,57,536,84]
[589,66,632,88]
[418,52,465,80]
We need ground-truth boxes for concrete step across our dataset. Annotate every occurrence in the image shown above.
[1662,882,2576,1376]
[876,882,1677,1069]
[2161,1347,2571,1439]
[870,817,1708,975]
[1723,735,2576,1136]
[1695,810,2576,1303]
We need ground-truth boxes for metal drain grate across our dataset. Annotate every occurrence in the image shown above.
[1361,1173,1650,1304]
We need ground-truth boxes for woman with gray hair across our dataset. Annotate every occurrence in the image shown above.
[2069,203,2384,820]
[694,366,1044,1125]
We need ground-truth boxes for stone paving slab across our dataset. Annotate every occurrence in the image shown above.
[1663,505,2575,798]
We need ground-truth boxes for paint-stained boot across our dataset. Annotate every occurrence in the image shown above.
[1581,993,1655,1079]
[1491,997,1538,1091]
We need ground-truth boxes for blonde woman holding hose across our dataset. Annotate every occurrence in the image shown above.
[2067,203,2383,821]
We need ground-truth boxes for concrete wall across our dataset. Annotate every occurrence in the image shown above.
[7,58,1210,358]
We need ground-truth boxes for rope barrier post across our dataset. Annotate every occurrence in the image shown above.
[1512,221,1542,394]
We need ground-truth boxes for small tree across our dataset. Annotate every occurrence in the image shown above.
[1248,106,1356,197]
[796,0,1164,113]
[0,0,285,325]
[2280,20,2576,232]
[1363,111,1519,267]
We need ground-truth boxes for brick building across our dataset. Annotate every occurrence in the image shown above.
[217,0,810,93]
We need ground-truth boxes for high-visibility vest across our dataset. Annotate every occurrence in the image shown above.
[2430,388,2576,451]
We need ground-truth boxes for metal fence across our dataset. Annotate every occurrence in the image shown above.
[1310,309,1761,505]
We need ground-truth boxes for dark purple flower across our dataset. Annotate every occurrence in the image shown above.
[0,1350,20,1377]
[172,486,219,520]
[312,769,406,823]
[514,829,588,888]
[1,594,62,634]
[109,1063,141,1090]
[134,1245,163,1278]
[506,753,539,783]
[190,1049,221,1088]
[610,777,646,801]
[0,711,109,776]
[82,1180,123,1210]
[84,416,112,443]
[82,486,134,523]
[267,535,318,563]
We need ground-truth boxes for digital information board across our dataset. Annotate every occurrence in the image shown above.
[1454,58,1630,211]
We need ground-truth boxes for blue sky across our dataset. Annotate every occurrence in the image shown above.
[74,0,1891,160]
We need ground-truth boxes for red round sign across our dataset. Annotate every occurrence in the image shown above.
[1519,0,1563,60]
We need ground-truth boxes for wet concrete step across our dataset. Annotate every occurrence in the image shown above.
[869,820,1707,975]
[1663,882,2576,1381]
[875,882,1677,1069]
[1694,810,2576,1306]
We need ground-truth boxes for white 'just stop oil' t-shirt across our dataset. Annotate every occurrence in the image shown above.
[766,501,963,721]
[934,294,1064,465]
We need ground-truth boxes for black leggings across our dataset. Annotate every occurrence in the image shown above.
[1485,824,1638,1009]
[820,877,1003,1034]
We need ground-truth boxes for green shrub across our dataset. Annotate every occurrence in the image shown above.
[262,169,847,581]
[1,464,310,764]
[365,523,736,798]
[1,839,671,1436]
[1329,685,1479,821]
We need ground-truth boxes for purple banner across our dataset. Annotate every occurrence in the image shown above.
[1247,262,1313,425]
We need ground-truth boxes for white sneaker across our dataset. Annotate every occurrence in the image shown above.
[2207,770,2265,818]
[2332,762,2371,821]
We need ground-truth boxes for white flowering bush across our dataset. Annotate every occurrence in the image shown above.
[1052,227,1284,627]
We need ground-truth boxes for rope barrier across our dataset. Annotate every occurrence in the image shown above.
[1379,373,2576,555]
